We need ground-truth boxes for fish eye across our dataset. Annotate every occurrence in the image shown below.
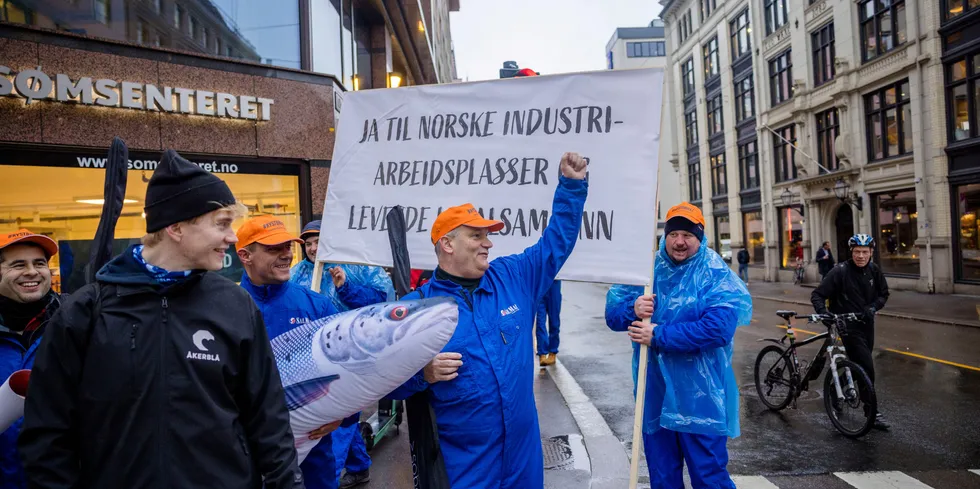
[389,306,408,320]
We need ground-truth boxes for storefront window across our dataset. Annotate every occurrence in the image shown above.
[778,207,803,268]
[1,0,301,69]
[956,184,980,282]
[873,190,918,275]
[0,157,301,294]
[715,214,731,262]
[743,210,765,265]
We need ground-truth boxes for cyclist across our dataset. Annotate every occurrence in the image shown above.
[809,234,890,430]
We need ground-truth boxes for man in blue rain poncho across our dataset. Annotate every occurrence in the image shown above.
[387,152,589,489]
[290,220,394,488]
[605,203,751,489]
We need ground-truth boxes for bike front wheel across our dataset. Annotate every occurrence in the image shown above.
[823,359,877,438]
[754,345,795,410]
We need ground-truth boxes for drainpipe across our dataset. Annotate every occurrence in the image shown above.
[913,19,936,293]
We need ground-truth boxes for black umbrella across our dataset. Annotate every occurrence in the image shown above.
[84,137,129,284]
[385,206,450,489]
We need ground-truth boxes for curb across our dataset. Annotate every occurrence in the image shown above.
[547,359,631,488]
[753,295,980,329]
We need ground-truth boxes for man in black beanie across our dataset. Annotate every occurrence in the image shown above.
[20,149,306,489]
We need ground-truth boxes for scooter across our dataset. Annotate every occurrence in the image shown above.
[360,398,404,450]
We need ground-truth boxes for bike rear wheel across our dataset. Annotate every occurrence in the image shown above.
[754,345,795,410]
[823,359,877,438]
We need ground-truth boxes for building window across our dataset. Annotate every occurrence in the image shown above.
[682,57,695,97]
[812,23,836,87]
[94,0,109,24]
[685,109,699,148]
[734,75,755,122]
[700,0,717,22]
[703,36,719,79]
[190,16,198,37]
[707,94,724,136]
[738,140,760,189]
[947,53,980,142]
[0,0,32,24]
[607,51,614,70]
[955,183,980,282]
[865,79,913,161]
[173,5,182,30]
[679,10,694,44]
[154,0,162,14]
[816,108,841,172]
[859,0,907,62]
[946,0,980,21]
[874,190,919,276]
[743,211,765,265]
[710,153,728,196]
[136,20,147,44]
[773,124,797,182]
[779,207,804,268]
[627,41,666,58]
[202,28,209,49]
[769,50,793,106]
[715,214,732,260]
[730,9,752,61]
[688,160,703,202]
[765,0,789,35]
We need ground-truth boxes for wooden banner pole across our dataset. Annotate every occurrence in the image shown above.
[628,284,653,488]
[310,260,326,293]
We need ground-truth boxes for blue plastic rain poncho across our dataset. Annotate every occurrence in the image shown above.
[605,234,752,438]
[290,260,395,312]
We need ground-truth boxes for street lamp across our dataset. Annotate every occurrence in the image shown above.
[387,72,403,88]
[780,188,793,207]
[833,177,864,211]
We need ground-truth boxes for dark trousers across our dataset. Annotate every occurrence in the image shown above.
[535,281,562,355]
[842,328,875,385]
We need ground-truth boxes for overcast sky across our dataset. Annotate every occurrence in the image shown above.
[449,0,663,81]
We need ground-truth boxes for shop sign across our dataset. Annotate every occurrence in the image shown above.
[0,65,274,121]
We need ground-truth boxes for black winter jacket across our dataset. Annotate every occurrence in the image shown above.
[810,259,889,334]
[19,246,304,489]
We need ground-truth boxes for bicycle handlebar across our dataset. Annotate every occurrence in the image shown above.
[794,312,862,323]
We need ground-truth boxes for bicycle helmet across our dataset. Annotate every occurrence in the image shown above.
[848,234,875,249]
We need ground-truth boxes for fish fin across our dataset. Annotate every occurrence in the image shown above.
[283,374,340,411]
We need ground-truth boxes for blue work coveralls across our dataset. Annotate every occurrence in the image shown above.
[240,273,340,489]
[535,280,562,356]
[0,329,42,489]
[388,175,588,489]
[605,235,752,489]
[290,260,393,478]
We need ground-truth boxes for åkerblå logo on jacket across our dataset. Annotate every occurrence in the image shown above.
[499,304,519,317]
[289,317,311,325]
[187,329,221,362]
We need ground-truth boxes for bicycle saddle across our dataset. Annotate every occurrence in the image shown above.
[776,310,797,321]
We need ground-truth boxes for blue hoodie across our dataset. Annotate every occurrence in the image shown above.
[240,273,339,489]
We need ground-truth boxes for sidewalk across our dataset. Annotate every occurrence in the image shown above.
[358,365,597,489]
[748,281,980,328]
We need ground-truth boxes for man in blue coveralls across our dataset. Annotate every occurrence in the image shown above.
[290,220,394,488]
[535,280,561,366]
[388,152,589,489]
[236,216,342,489]
[605,203,751,489]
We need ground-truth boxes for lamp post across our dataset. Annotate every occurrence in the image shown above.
[833,177,863,211]
[780,188,793,207]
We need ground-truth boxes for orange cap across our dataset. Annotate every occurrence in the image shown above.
[430,204,504,244]
[665,202,706,227]
[236,216,303,251]
[0,229,58,258]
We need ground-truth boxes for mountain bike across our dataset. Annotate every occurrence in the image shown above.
[753,310,877,438]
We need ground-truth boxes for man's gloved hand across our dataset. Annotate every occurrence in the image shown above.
[863,306,877,320]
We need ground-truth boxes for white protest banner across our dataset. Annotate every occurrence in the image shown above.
[319,68,662,286]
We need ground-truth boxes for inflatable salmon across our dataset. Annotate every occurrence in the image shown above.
[272,296,458,463]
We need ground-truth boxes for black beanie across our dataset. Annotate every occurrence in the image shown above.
[664,215,705,241]
[144,149,237,233]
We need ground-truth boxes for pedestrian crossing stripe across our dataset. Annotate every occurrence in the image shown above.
[971,469,980,476]
[835,471,935,488]
[731,475,780,488]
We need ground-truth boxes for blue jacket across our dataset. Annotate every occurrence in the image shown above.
[290,261,393,313]
[0,294,60,489]
[240,274,340,489]
[605,235,752,438]
[388,176,588,489]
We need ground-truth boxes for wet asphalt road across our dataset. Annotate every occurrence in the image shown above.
[556,281,980,480]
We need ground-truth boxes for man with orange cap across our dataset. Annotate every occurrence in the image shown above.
[236,216,342,489]
[0,229,61,489]
[387,152,589,489]
[605,203,751,489]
